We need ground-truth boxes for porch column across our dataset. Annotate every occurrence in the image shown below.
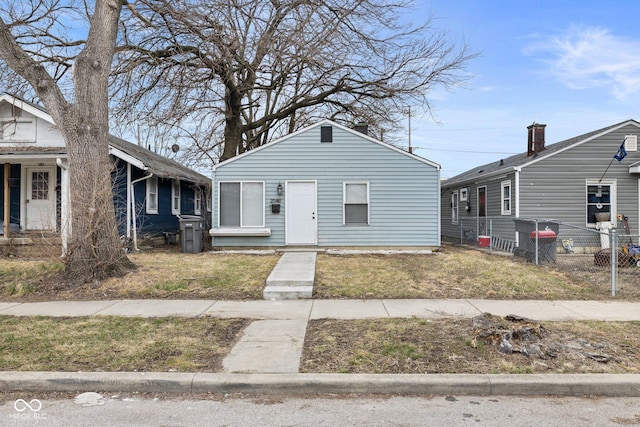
[56,158,70,255]
[3,163,9,238]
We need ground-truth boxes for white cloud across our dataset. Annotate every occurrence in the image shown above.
[524,25,640,100]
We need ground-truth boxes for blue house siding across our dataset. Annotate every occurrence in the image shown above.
[211,122,440,247]
[112,161,207,238]
[0,164,21,227]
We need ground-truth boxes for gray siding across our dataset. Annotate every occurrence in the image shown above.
[519,124,640,234]
[441,172,517,242]
[212,124,440,247]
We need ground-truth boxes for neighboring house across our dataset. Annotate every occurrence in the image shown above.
[0,93,209,251]
[441,120,640,250]
[210,120,441,248]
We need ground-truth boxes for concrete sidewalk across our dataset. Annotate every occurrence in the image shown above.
[2,298,640,396]
[2,298,640,321]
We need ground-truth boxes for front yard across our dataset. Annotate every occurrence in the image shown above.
[1,245,640,375]
[0,245,634,301]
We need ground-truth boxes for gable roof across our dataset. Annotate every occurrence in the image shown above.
[0,93,208,185]
[213,119,441,170]
[442,119,640,187]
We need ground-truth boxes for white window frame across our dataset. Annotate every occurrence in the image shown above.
[343,181,370,226]
[451,191,459,224]
[626,135,638,152]
[172,180,181,215]
[218,181,265,228]
[194,187,202,215]
[501,180,512,215]
[586,179,616,227]
[146,177,158,214]
[459,187,468,202]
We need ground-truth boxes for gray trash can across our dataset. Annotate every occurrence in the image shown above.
[179,216,203,253]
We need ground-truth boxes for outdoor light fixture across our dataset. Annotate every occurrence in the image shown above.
[277,183,283,196]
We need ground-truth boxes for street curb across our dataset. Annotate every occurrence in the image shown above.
[1,372,640,397]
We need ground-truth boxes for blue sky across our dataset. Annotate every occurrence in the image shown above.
[408,1,640,179]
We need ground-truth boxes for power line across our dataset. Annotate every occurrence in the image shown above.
[413,146,518,155]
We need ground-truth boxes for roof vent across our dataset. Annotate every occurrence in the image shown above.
[354,122,368,135]
[320,125,333,143]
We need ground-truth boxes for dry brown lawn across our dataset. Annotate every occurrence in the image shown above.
[301,317,640,374]
[2,244,634,302]
[3,245,640,375]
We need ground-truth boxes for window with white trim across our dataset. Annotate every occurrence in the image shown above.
[586,179,616,226]
[501,180,511,215]
[194,188,202,215]
[172,180,181,215]
[626,135,638,152]
[219,181,265,227]
[451,191,459,224]
[344,182,369,225]
[459,187,468,202]
[146,177,158,214]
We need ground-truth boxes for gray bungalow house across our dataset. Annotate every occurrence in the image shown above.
[441,120,640,251]
[210,120,441,248]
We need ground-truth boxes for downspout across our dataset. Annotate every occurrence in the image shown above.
[514,167,521,246]
[130,173,153,252]
[56,158,69,256]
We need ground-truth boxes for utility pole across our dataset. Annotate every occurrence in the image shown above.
[408,106,413,154]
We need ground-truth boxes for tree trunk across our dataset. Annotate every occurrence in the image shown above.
[58,1,134,283]
[221,86,243,161]
[59,112,134,283]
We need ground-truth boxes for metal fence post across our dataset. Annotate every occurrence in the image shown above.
[489,218,493,251]
[534,219,539,265]
[610,229,617,297]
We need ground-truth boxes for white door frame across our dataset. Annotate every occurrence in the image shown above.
[22,165,56,231]
[285,180,317,245]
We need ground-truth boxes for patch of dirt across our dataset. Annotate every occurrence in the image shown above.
[301,316,640,374]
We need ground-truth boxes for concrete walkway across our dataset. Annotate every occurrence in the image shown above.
[3,298,640,395]
[263,252,316,299]
[2,298,640,321]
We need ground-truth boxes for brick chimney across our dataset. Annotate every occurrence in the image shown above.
[354,122,368,136]
[527,122,546,156]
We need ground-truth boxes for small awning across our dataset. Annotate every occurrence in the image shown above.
[629,161,640,174]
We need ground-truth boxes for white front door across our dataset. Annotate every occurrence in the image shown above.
[25,167,56,230]
[286,181,317,245]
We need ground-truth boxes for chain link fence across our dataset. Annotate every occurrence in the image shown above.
[445,216,640,297]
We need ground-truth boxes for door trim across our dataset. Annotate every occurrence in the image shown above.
[285,180,317,246]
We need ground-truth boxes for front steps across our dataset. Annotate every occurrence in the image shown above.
[263,252,316,300]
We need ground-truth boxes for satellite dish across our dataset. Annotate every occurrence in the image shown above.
[171,144,180,153]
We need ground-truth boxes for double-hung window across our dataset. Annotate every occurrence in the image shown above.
[146,177,158,214]
[194,188,202,215]
[344,182,369,225]
[451,191,459,224]
[586,179,615,226]
[172,180,181,215]
[219,181,264,227]
[501,180,511,215]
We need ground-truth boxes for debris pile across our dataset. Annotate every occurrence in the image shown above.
[471,313,614,363]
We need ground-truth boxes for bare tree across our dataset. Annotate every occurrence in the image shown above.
[112,0,475,162]
[0,0,134,283]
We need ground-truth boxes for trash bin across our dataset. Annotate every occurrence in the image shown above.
[514,219,560,263]
[179,216,203,253]
[530,227,557,263]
